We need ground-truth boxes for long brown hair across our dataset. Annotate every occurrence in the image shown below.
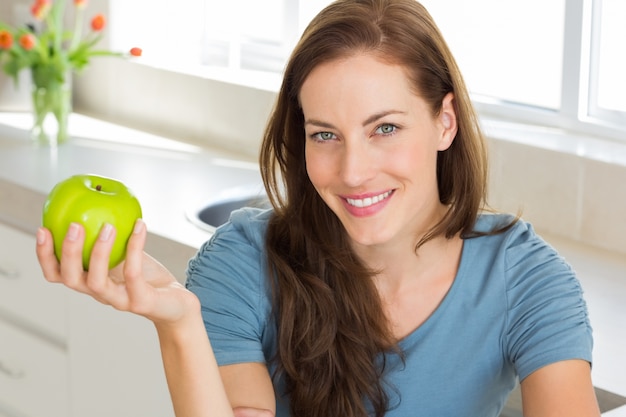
[260,1,490,415]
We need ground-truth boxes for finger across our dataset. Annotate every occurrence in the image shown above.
[85,223,117,296]
[36,227,61,283]
[120,218,147,283]
[58,223,89,291]
[121,219,153,312]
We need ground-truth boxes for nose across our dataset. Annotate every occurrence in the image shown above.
[339,137,375,187]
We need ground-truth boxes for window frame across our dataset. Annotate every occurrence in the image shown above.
[586,0,626,129]
[472,0,625,142]
[112,0,626,143]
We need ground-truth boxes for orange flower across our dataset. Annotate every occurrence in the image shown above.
[74,0,87,9]
[19,33,37,51]
[129,47,142,57]
[30,0,52,20]
[0,29,13,50]
[90,14,105,31]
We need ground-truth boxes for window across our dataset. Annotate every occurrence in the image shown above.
[199,0,330,72]
[422,0,565,111]
[589,0,626,125]
[109,0,206,69]
[425,0,625,140]
[110,0,625,141]
[110,0,330,73]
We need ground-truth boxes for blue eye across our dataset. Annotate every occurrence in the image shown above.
[313,131,336,141]
[376,124,396,135]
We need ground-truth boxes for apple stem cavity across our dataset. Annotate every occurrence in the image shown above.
[96,185,102,191]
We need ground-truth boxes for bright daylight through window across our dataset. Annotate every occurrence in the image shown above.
[110,0,625,141]
[589,0,626,122]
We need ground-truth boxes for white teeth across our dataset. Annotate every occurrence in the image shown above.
[346,191,391,208]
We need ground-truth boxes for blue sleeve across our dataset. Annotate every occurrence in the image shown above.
[185,210,271,366]
[503,221,593,381]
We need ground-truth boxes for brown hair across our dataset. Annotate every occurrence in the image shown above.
[260,0,491,415]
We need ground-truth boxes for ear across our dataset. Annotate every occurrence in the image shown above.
[437,92,457,151]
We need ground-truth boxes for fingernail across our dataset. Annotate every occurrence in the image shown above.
[99,223,113,241]
[133,218,144,234]
[67,223,80,241]
[36,228,46,245]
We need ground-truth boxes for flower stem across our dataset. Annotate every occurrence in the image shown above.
[70,5,84,52]
[51,0,67,55]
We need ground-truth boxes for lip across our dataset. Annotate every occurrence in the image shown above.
[341,189,394,217]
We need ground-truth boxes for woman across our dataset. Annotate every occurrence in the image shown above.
[36,0,600,416]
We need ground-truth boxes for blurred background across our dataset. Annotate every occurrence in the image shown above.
[0,1,625,416]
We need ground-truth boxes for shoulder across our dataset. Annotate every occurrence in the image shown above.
[185,207,272,297]
[471,213,581,299]
[473,215,593,379]
[213,207,273,250]
[191,207,271,262]
[185,208,275,365]
[472,213,560,267]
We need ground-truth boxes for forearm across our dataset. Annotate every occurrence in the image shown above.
[156,311,234,417]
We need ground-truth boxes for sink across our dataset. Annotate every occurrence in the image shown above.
[186,190,271,232]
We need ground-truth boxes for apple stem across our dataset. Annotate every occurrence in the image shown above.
[96,185,102,191]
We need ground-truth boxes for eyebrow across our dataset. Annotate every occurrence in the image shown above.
[304,110,406,129]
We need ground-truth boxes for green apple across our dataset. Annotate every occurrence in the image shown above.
[42,174,143,270]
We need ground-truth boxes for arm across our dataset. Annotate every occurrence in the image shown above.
[156,308,235,417]
[521,359,600,417]
[221,363,276,415]
[36,220,235,417]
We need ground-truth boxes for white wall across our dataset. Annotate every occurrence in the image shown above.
[486,123,626,255]
[73,60,276,159]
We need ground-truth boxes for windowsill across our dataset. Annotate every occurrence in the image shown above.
[480,116,626,168]
[0,111,203,154]
[131,57,283,93]
[74,58,626,164]
[133,59,626,163]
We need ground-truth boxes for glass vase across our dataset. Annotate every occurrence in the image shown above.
[30,71,72,146]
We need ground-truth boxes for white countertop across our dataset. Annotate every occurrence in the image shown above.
[0,112,265,250]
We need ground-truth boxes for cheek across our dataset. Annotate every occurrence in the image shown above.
[389,140,439,181]
[304,148,324,190]
[391,141,426,166]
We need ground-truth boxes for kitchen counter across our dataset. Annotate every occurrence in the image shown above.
[0,112,265,279]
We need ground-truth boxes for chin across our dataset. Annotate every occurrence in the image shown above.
[345,225,395,248]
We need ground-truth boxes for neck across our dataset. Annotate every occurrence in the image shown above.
[351,202,449,271]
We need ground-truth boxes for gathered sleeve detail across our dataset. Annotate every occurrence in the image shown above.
[185,208,273,366]
[502,221,593,381]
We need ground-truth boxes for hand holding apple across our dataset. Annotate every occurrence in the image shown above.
[42,174,143,270]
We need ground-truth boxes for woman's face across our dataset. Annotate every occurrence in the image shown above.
[300,53,457,250]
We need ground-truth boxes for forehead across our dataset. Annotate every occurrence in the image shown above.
[299,53,425,117]
[302,53,412,89]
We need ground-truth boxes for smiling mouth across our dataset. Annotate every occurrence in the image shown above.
[345,190,393,208]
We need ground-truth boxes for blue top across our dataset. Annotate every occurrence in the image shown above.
[186,209,593,417]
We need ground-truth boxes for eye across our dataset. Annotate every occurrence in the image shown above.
[375,123,397,135]
[312,131,337,141]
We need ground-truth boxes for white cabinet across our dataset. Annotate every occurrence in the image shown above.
[0,319,69,417]
[0,223,69,417]
[0,223,174,417]
[0,222,68,343]
[66,293,175,417]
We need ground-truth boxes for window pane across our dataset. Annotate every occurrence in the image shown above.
[421,0,565,110]
[111,0,287,71]
[595,0,626,112]
[110,0,205,66]
[298,1,333,33]
[205,0,284,43]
